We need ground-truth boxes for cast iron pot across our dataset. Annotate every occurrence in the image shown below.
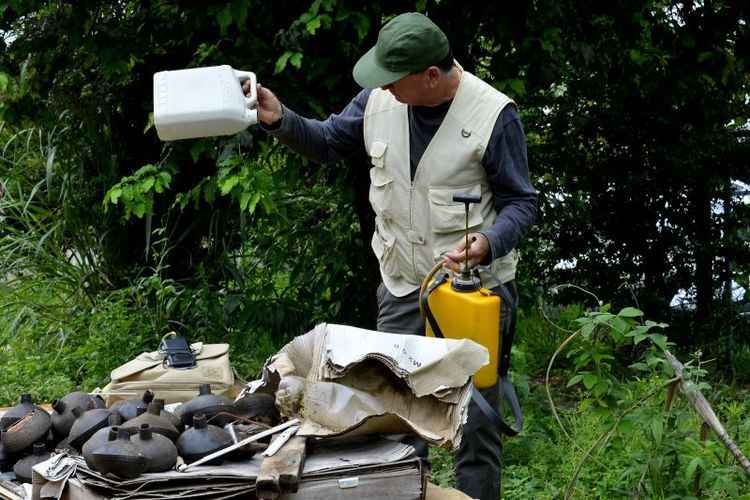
[82,427,118,469]
[89,428,148,479]
[152,398,183,432]
[54,436,77,454]
[177,384,235,427]
[176,414,233,465]
[0,394,44,430]
[110,390,154,422]
[121,402,179,441]
[81,414,122,464]
[50,391,105,438]
[2,409,52,453]
[0,431,18,472]
[132,424,177,472]
[68,408,114,451]
[13,442,51,483]
[234,392,280,426]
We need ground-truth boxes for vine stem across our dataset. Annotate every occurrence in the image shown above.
[544,328,581,442]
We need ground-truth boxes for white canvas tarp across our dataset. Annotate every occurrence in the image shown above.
[245,323,488,449]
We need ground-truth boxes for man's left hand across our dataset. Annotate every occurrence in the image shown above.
[443,233,490,272]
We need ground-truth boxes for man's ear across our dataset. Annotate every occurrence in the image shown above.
[426,66,441,88]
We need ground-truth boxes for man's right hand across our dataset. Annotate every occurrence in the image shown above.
[243,81,283,126]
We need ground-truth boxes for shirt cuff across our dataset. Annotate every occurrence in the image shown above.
[258,105,289,133]
[478,230,496,265]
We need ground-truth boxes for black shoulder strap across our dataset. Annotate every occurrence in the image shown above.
[471,378,523,437]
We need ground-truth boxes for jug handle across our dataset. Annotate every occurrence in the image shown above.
[234,70,258,108]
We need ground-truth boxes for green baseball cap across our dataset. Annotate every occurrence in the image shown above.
[352,12,450,89]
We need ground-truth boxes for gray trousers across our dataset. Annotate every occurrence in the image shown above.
[376,281,516,500]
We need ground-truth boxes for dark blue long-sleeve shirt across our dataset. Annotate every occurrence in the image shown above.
[262,89,537,261]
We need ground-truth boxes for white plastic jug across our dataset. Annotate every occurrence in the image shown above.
[153,65,258,141]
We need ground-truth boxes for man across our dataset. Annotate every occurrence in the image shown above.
[245,12,536,500]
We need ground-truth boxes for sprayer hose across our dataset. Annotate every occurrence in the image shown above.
[418,261,446,319]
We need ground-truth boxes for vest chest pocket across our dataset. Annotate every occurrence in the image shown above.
[428,185,485,233]
[368,141,393,217]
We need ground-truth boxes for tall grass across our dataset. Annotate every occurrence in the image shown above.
[0,125,154,403]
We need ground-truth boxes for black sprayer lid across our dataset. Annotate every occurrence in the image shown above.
[198,384,211,396]
[19,394,32,404]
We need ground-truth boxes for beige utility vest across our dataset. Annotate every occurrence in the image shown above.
[364,70,519,297]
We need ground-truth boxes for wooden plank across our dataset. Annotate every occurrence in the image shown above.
[256,436,307,499]
[666,351,750,475]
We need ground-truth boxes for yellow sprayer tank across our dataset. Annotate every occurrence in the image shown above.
[420,192,523,437]
[426,278,502,389]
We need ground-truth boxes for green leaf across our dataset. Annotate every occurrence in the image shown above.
[133,202,148,218]
[566,374,583,388]
[593,380,609,398]
[685,457,702,482]
[239,191,252,211]
[581,322,595,338]
[610,316,629,333]
[248,192,261,213]
[217,7,232,35]
[509,79,526,96]
[650,418,663,443]
[275,51,293,74]
[592,313,615,323]
[289,52,303,69]
[306,16,322,34]
[625,325,650,337]
[143,112,154,134]
[697,51,713,63]
[230,0,249,26]
[350,13,370,41]
[629,362,649,371]
[618,307,643,318]
[650,334,668,351]
[582,373,598,390]
[629,49,644,64]
[632,333,648,344]
[141,178,155,192]
[155,172,171,193]
[190,141,209,163]
[107,187,122,204]
[219,176,239,195]
[618,419,634,434]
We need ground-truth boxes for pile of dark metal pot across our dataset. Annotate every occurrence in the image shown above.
[0,384,279,481]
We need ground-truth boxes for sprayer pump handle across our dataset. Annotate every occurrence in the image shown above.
[452,193,482,206]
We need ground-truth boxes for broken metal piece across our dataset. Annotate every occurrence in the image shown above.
[179,418,300,471]
[262,425,299,457]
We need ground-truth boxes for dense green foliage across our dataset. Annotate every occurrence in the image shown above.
[1,1,749,498]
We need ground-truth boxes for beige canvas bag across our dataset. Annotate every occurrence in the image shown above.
[101,341,243,405]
